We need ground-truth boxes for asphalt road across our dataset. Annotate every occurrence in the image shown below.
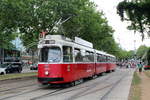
[0,68,134,100]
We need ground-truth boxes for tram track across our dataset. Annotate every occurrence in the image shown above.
[100,73,128,100]
[47,70,125,100]
[0,83,36,93]
[66,71,123,100]
[0,69,127,100]
[30,71,118,100]
[0,76,37,85]
[0,76,37,94]
[74,73,127,100]
[0,86,44,100]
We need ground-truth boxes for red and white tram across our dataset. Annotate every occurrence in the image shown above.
[38,35,116,85]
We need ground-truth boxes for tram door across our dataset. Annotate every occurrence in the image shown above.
[62,46,74,80]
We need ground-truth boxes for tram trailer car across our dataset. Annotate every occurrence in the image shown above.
[38,35,116,85]
[105,53,116,72]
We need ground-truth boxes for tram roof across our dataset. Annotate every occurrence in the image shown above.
[95,49,115,58]
[44,35,93,48]
[39,35,115,58]
[95,50,107,55]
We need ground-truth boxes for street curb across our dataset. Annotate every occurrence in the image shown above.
[0,75,37,82]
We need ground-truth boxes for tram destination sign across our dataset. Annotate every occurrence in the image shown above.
[45,40,55,44]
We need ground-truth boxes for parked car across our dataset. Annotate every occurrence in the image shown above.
[0,63,22,75]
[7,63,22,73]
[0,64,8,75]
[30,64,38,70]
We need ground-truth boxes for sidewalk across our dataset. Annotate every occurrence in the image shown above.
[103,68,135,100]
[139,72,150,100]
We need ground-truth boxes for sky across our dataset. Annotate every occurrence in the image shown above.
[92,0,150,51]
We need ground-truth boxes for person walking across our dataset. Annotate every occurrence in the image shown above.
[137,61,143,73]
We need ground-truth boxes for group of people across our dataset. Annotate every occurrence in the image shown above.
[117,60,144,73]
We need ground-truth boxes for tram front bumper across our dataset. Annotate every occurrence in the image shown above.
[38,77,64,83]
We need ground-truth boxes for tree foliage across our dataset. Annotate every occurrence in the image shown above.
[117,0,150,40]
[117,49,134,59]
[0,32,16,49]
[136,45,148,58]
[0,0,124,57]
[147,48,150,65]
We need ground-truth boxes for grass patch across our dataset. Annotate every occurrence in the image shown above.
[0,72,37,81]
[144,70,150,78]
[128,72,141,100]
[132,72,141,85]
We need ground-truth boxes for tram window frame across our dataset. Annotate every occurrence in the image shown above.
[107,56,111,62]
[103,55,107,62]
[85,51,90,62]
[89,52,94,62]
[110,57,112,62]
[84,51,94,62]
[96,53,99,62]
[39,46,61,63]
[106,56,109,62]
[74,48,84,62]
[74,48,81,62]
[96,54,104,62]
[39,47,48,62]
[97,54,100,62]
[63,46,73,62]
[101,55,104,62]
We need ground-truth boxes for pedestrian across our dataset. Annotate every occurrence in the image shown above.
[137,61,143,73]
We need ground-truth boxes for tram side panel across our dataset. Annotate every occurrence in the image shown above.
[79,63,95,78]
[62,63,95,81]
[95,63,107,74]
[38,63,95,84]
[106,63,116,72]
[60,63,95,83]
[110,63,116,71]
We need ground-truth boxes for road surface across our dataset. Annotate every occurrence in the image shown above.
[0,68,134,100]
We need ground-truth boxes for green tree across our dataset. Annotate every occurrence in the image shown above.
[117,0,150,40]
[0,0,124,58]
[147,48,150,65]
[0,32,16,49]
[136,45,148,58]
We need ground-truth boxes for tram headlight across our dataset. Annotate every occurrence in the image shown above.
[45,71,49,75]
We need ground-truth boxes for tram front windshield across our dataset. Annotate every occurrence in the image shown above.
[39,47,61,63]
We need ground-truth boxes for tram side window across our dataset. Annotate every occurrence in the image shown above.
[97,54,101,62]
[102,56,108,62]
[110,57,113,62]
[74,48,83,62]
[107,56,110,62]
[89,52,94,62]
[97,54,105,62]
[96,54,99,62]
[63,46,73,62]
[111,57,115,62]
[113,58,116,62]
[85,51,90,62]
[40,47,48,62]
